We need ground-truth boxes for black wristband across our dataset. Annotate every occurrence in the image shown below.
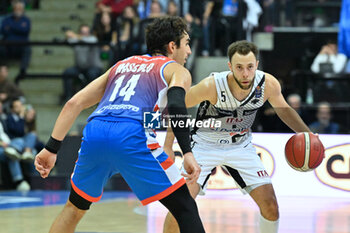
[167,86,192,154]
[45,136,62,154]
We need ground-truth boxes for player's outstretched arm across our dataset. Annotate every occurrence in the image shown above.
[164,74,216,161]
[265,73,311,133]
[164,127,176,161]
[164,63,201,183]
[50,68,111,140]
[185,75,217,108]
[35,68,111,178]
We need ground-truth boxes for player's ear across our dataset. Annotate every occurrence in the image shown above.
[167,41,176,54]
[256,60,259,68]
[227,61,232,71]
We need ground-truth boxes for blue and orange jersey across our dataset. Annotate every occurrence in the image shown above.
[88,55,175,122]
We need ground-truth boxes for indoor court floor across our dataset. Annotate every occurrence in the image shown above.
[1,189,349,233]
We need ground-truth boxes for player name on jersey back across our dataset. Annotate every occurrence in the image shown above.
[114,62,155,75]
[88,55,173,123]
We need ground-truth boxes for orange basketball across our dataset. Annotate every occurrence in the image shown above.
[285,132,325,172]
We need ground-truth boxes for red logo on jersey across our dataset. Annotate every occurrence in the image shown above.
[257,170,269,177]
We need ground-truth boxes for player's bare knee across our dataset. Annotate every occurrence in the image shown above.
[169,214,178,225]
[261,199,279,220]
[66,200,83,214]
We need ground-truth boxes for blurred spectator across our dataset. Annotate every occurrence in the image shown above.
[115,5,140,60]
[187,0,204,25]
[92,12,117,65]
[183,0,204,71]
[278,93,311,132]
[24,106,44,154]
[243,0,262,42]
[157,0,174,12]
[96,0,133,19]
[148,1,165,18]
[137,0,167,19]
[180,0,191,16]
[136,0,188,18]
[167,0,179,16]
[0,0,31,83]
[0,64,25,106]
[309,102,340,134]
[262,0,278,31]
[61,24,103,103]
[280,0,293,26]
[287,93,307,119]
[202,0,247,56]
[311,42,347,74]
[0,101,30,191]
[222,0,245,44]
[202,0,223,56]
[310,42,349,102]
[136,0,149,20]
[5,99,37,163]
[137,1,165,54]
[24,106,35,132]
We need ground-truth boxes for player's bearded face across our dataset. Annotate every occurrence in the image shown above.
[232,72,254,90]
[229,52,258,90]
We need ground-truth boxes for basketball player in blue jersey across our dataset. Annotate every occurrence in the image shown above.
[163,40,313,233]
[34,16,205,233]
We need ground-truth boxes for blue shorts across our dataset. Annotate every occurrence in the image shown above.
[71,118,185,205]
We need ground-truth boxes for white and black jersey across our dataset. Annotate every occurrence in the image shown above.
[192,70,266,145]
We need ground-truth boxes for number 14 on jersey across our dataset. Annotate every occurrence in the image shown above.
[109,74,141,102]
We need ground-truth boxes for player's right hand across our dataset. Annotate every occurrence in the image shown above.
[34,149,57,178]
[182,152,201,184]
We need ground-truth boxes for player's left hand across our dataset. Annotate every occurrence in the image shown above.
[182,152,201,184]
[34,149,57,178]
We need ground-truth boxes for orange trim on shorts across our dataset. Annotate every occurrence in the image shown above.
[140,178,186,206]
[160,157,174,170]
[148,143,161,150]
[153,105,159,111]
[70,179,102,202]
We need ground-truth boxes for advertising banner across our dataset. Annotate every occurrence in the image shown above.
[155,132,350,198]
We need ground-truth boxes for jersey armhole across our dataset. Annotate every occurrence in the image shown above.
[159,60,176,87]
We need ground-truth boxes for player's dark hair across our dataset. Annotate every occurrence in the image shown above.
[227,40,259,61]
[146,16,189,56]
